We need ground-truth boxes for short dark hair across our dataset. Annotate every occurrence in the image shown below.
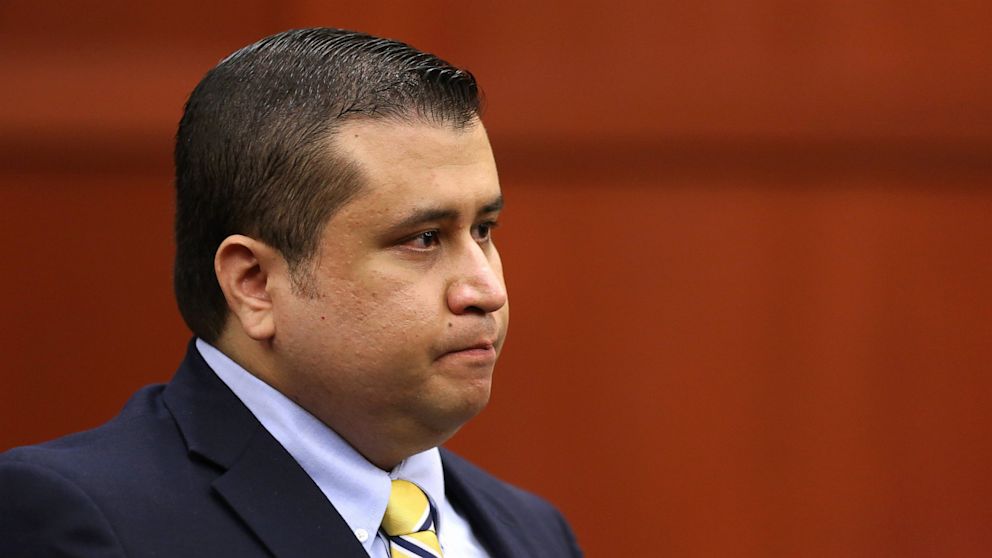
[174,28,483,343]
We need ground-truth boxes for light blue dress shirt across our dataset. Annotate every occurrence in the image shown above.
[196,339,489,557]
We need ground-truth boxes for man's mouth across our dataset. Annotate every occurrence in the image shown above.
[436,339,498,363]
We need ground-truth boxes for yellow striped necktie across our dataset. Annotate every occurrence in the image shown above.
[380,479,444,558]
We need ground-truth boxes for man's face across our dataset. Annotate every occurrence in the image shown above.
[269,118,508,451]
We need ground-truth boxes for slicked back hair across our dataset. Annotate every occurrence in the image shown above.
[174,28,483,343]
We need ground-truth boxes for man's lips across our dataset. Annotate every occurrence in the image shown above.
[436,339,498,361]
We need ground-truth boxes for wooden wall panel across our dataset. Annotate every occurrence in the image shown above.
[2,1,990,555]
[0,172,188,445]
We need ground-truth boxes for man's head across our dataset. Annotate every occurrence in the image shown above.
[173,29,508,468]
[175,28,482,342]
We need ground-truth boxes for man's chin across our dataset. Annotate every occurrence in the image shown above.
[421,384,493,441]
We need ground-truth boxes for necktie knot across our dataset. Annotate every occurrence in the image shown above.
[382,479,444,557]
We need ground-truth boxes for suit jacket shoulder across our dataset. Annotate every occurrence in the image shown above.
[0,383,288,558]
[1,347,361,558]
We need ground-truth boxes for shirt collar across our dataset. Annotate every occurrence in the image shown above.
[195,339,446,554]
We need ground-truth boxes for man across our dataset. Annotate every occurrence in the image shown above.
[0,28,582,557]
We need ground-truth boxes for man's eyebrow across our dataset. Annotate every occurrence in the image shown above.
[480,195,504,214]
[391,195,504,230]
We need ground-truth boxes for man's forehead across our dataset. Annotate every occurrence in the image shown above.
[324,117,500,225]
[329,117,491,168]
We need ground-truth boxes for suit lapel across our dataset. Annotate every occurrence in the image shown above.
[441,449,529,558]
[163,342,367,558]
[213,426,367,558]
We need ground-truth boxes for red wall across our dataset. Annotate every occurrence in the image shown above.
[2,2,991,555]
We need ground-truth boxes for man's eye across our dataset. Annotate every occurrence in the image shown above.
[473,221,499,242]
[406,230,440,249]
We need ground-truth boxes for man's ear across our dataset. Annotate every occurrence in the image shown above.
[214,235,283,341]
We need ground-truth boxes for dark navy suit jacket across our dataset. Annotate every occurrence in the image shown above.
[0,344,582,557]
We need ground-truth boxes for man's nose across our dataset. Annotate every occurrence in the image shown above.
[446,242,507,315]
